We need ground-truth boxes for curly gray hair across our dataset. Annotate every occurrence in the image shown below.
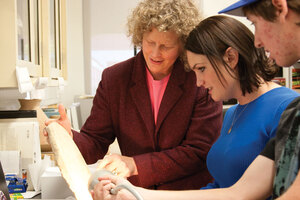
[127,0,202,47]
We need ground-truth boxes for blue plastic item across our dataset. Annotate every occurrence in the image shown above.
[5,174,28,193]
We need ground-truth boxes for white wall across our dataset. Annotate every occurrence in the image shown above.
[202,0,234,17]
[90,0,141,35]
[83,0,141,94]
[61,0,85,107]
[202,0,254,32]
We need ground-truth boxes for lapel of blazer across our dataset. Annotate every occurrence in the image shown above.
[155,60,185,133]
[130,51,155,136]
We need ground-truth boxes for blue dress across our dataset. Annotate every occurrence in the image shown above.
[202,87,300,189]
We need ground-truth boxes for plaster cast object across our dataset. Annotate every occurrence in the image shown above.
[46,122,92,200]
[47,122,144,200]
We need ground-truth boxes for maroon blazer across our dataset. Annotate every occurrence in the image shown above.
[73,51,223,190]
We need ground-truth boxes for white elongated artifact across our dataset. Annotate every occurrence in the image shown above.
[46,122,92,200]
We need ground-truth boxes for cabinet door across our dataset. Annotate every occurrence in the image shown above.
[17,0,42,77]
[0,0,42,88]
[41,0,67,82]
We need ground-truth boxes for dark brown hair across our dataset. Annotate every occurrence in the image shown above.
[185,15,279,96]
[243,0,300,24]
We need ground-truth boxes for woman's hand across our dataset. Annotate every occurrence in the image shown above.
[91,175,136,200]
[97,154,138,178]
[91,179,117,200]
[43,104,73,141]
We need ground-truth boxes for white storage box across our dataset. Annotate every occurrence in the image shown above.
[41,167,74,199]
[0,110,41,175]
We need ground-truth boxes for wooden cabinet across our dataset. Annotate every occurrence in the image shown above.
[0,0,66,88]
[41,0,67,81]
[0,0,42,87]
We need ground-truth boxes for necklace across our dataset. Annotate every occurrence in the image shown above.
[228,104,249,134]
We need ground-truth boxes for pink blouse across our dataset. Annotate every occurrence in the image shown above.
[146,67,171,124]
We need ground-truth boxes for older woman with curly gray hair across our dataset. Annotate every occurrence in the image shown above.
[46,0,223,194]
[89,0,222,190]
[127,0,200,51]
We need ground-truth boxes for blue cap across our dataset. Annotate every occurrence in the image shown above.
[218,0,259,16]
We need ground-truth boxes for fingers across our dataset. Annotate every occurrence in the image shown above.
[43,127,49,137]
[96,176,136,200]
[97,175,125,187]
[58,104,67,120]
[43,119,55,143]
[116,169,129,178]
[92,179,115,200]
[42,128,51,144]
[44,104,67,124]
[55,104,72,136]
[98,154,131,178]
[43,104,73,139]
[90,190,95,199]
[45,118,55,126]
[98,155,113,169]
